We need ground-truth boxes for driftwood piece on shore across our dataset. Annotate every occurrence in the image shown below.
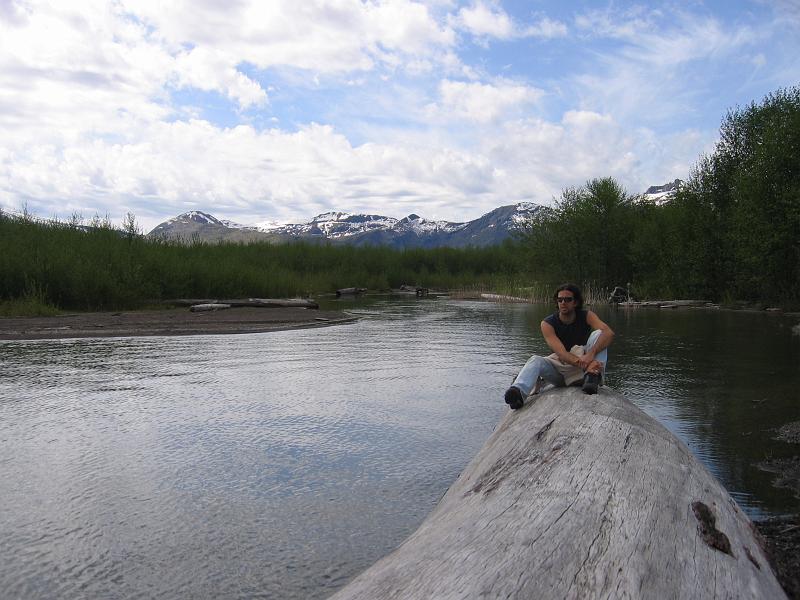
[336,288,368,296]
[480,292,529,303]
[391,286,438,297]
[332,387,786,600]
[635,299,711,308]
[189,303,231,312]
[394,285,426,295]
[240,297,319,309]
[170,298,319,309]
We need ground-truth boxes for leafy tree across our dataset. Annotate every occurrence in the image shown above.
[524,85,800,305]
[679,85,800,302]
[521,177,635,288]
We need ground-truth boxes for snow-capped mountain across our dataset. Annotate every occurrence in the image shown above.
[148,203,543,248]
[262,212,403,238]
[147,182,678,247]
[643,179,683,205]
[257,211,471,240]
[148,210,283,244]
[165,210,224,227]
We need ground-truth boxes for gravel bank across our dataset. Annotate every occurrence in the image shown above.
[0,307,356,340]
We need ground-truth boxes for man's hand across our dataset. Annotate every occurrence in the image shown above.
[586,359,603,375]
[577,353,602,375]
[577,351,596,371]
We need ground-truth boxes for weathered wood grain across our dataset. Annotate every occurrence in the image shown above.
[171,298,319,309]
[337,287,368,296]
[331,387,786,599]
[189,303,231,312]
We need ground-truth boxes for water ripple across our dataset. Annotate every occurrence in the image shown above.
[1,298,797,597]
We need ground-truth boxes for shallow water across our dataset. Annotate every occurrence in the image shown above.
[1,298,798,599]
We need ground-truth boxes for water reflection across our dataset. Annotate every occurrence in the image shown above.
[0,298,798,599]
[599,304,800,517]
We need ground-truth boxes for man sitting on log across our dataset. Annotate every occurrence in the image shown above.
[505,283,614,409]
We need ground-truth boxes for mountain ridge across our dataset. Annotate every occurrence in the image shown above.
[147,203,545,248]
[148,182,682,248]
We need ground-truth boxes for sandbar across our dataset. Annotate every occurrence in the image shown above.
[0,307,357,340]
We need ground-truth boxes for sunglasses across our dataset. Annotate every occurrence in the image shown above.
[556,297,575,303]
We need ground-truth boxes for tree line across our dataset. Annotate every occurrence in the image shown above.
[1,85,797,315]
[0,212,526,314]
[521,85,800,306]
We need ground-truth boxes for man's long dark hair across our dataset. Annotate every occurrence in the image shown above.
[553,283,584,309]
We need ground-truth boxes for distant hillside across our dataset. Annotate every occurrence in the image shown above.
[147,211,283,244]
[643,179,683,204]
[148,181,681,247]
[147,203,545,248]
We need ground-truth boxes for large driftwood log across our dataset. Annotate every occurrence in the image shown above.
[337,287,368,296]
[236,298,319,309]
[480,293,529,303]
[189,303,231,312]
[171,298,319,309]
[332,387,786,599]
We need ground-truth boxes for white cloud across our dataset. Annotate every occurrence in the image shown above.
[0,117,499,229]
[471,109,711,208]
[455,1,515,38]
[760,0,800,27]
[454,1,567,40]
[0,0,459,147]
[574,7,758,68]
[430,79,543,123]
[750,53,767,68]
[522,16,568,39]
[0,0,467,228]
[0,0,792,233]
[1,103,710,232]
[570,7,765,127]
[0,2,172,143]
[174,47,267,108]
[121,0,456,74]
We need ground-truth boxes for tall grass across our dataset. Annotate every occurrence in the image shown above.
[0,212,535,313]
[0,280,61,317]
[476,280,609,305]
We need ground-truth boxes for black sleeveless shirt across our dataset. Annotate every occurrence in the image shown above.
[544,309,591,351]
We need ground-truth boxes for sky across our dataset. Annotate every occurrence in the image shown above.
[1,1,798,232]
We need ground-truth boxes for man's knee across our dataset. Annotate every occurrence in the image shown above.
[523,354,545,367]
[586,329,602,347]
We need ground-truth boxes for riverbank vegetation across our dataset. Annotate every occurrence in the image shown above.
[1,85,798,315]
[523,85,800,307]
[0,213,526,313]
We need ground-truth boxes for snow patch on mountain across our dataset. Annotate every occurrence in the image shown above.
[221,219,256,230]
[150,185,671,247]
[511,202,543,225]
[168,211,222,226]
[644,179,683,205]
[396,214,467,234]
[247,220,284,232]
[264,212,401,238]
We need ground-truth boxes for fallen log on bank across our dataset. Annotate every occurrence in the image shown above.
[169,298,319,309]
[391,286,447,297]
[480,292,529,303]
[634,300,715,309]
[337,287,368,296]
[189,303,231,312]
[332,387,786,599]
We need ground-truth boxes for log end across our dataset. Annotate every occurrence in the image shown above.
[332,387,787,599]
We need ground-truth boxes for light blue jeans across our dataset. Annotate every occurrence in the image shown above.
[511,330,608,396]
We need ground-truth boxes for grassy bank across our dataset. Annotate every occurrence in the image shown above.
[520,86,800,309]
[0,213,530,314]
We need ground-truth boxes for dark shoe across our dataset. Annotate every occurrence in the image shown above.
[504,386,524,410]
[582,373,601,394]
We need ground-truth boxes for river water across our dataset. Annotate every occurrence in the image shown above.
[1,298,798,599]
